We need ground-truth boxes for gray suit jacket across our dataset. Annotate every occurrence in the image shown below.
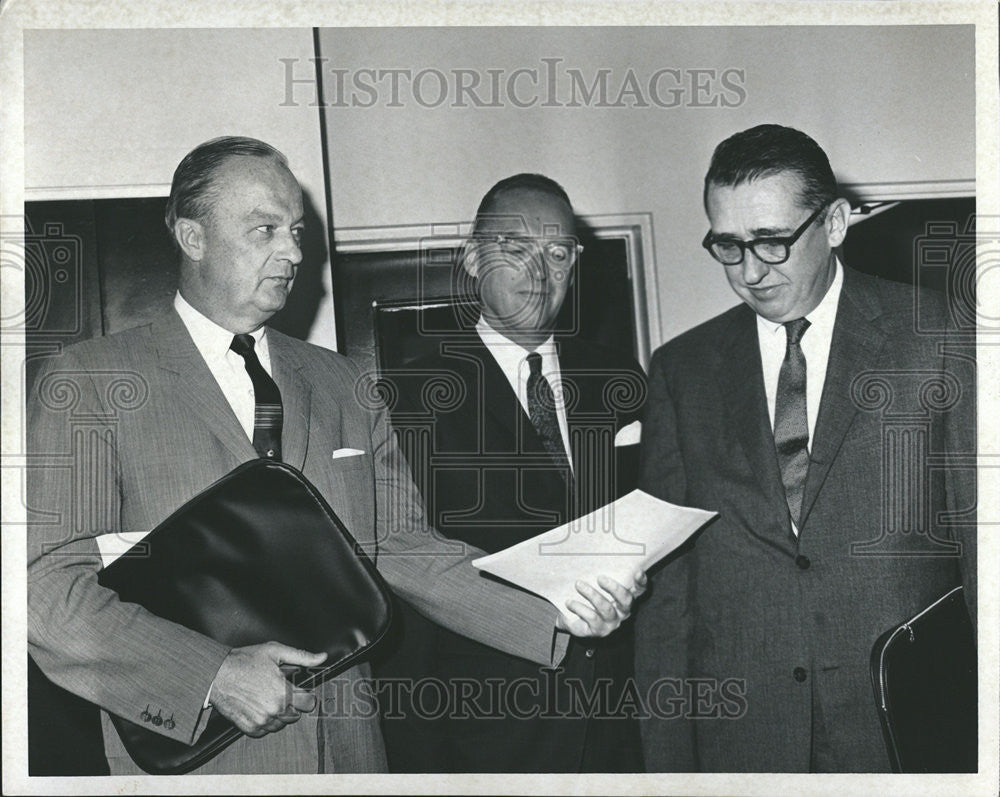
[635,268,976,772]
[27,308,566,774]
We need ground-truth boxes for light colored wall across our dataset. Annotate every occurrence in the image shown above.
[317,25,975,347]
[24,28,338,349]
[22,26,975,352]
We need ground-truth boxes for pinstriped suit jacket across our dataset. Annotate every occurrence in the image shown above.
[27,307,566,774]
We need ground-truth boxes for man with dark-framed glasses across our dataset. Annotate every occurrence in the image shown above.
[635,124,976,772]
[375,173,647,773]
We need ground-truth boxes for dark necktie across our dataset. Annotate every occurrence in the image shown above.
[526,352,572,481]
[230,333,282,460]
[773,318,811,531]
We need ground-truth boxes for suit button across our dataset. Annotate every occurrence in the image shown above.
[793,667,807,682]
[795,555,811,570]
[266,449,275,457]
[164,716,175,730]
[151,710,163,726]
[585,648,595,658]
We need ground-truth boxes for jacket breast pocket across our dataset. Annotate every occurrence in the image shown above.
[320,452,375,543]
[328,450,368,473]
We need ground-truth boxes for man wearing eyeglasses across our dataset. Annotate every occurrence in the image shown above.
[635,124,975,772]
[375,173,647,773]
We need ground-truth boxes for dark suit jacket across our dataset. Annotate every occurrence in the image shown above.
[27,308,570,774]
[375,334,647,772]
[635,268,976,772]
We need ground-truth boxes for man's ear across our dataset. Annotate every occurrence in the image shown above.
[824,197,853,249]
[173,218,206,262]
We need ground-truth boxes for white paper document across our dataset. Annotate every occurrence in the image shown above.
[472,489,717,620]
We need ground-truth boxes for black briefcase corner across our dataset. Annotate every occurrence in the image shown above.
[869,585,976,773]
[97,459,393,774]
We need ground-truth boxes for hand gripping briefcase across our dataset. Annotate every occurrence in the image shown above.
[869,585,976,773]
[97,459,393,774]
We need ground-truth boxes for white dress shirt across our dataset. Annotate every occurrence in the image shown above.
[756,259,844,445]
[756,259,843,535]
[475,316,574,470]
[174,292,272,441]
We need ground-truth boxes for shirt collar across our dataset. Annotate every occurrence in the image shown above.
[756,257,844,337]
[174,292,266,362]
[475,315,556,366]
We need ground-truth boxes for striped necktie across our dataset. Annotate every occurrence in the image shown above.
[230,334,283,460]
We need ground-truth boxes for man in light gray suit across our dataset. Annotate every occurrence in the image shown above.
[635,124,976,772]
[27,136,644,775]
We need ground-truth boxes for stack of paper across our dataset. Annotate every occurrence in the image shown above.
[473,489,717,619]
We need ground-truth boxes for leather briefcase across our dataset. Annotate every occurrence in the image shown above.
[97,459,393,774]
[869,585,976,773]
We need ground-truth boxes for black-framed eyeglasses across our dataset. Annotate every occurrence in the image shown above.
[702,204,827,266]
[475,233,583,270]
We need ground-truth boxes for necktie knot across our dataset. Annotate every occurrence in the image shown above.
[230,334,256,358]
[526,351,543,377]
[784,317,810,346]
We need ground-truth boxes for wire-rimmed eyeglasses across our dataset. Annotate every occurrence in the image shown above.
[476,234,583,269]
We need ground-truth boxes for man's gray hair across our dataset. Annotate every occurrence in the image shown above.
[164,136,288,232]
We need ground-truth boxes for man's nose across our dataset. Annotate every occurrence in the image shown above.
[741,250,770,285]
[277,230,303,265]
[523,249,547,281]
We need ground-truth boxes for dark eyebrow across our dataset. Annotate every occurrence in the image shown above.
[748,226,794,238]
[707,232,739,242]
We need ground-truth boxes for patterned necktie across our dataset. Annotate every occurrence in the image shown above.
[526,352,572,481]
[230,334,283,460]
[773,318,811,530]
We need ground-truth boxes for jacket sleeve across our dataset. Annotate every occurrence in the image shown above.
[633,346,697,771]
[26,349,230,744]
[357,366,570,667]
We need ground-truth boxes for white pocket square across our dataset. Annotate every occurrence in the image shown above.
[331,448,366,459]
[614,421,642,447]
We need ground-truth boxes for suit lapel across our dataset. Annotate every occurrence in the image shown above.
[152,310,257,463]
[559,338,623,511]
[446,337,572,493]
[442,337,541,452]
[266,330,311,472]
[717,306,792,552]
[799,270,887,530]
[558,338,615,473]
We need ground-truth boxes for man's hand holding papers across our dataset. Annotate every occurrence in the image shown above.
[553,572,648,637]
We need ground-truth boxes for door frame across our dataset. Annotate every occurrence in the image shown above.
[333,212,659,369]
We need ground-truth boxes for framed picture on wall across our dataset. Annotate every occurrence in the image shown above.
[332,213,659,378]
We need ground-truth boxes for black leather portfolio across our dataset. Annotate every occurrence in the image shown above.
[869,585,976,773]
[97,459,393,774]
